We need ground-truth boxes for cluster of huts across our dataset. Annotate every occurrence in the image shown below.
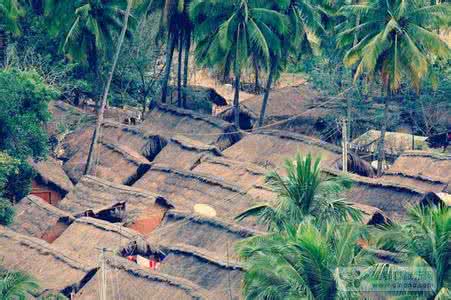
[2,94,450,299]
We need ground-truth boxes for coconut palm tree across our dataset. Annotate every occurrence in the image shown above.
[236,153,362,231]
[338,0,451,176]
[257,0,323,127]
[238,221,375,299]
[45,0,133,105]
[190,0,287,128]
[0,270,39,299]
[0,0,24,67]
[370,205,450,299]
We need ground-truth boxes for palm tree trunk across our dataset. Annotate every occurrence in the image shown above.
[177,33,183,107]
[161,35,176,103]
[85,0,133,176]
[254,59,260,93]
[376,95,389,176]
[182,30,191,108]
[233,72,241,128]
[0,27,6,68]
[258,64,275,127]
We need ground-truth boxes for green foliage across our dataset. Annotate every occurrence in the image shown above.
[0,0,24,35]
[372,205,451,298]
[0,68,58,159]
[0,198,14,226]
[236,153,361,231]
[0,269,40,299]
[339,0,451,92]
[238,222,374,300]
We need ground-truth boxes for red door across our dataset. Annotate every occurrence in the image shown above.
[32,191,52,204]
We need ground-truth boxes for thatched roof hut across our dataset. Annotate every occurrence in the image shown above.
[57,176,168,225]
[63,140,151,185]
[133,165,262,227]
[216,104,257,130]
[153,244,243,300]
[352,203,392,226]
[30,157,74,196]
[0,226,95,297]
[46,100,95,137]
[142,103,241,150]
[152,136,222,170]
[382,151,450,193]
[192,156,267,189]
[52,217,145,265]
[325,168,424,221]
[167,86,228,114]
[351,130,430,158]
[11,195,74,242]
[76,255,208,300]
[147,210,259,261]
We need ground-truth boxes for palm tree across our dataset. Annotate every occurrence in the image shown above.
[0,0,24,67]
[236,153,362,231]
[338,0,450,176]
[238,222,375,299]
[371,205,450,299]
[45,0,133,105]
[257,0,323,127]
[0,270,39,299]
[190,0,287,128]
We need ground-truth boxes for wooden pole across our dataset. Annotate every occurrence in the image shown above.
[342,118,348,173]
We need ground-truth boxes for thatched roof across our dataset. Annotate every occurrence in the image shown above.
[382,151,451,193]
[216,104,257,130]
[52,217,145,265]
[30,157,74,195]
[325,168,424,221]
[153,243,243,300]
[0,226,95,296]
[352,203,392,226]
[167,86,227,113]
[76,255,208,300]
[133,165,262,227]
[142,103,241,150]
[152,136,222,170]
[11,195,74,239]
[57,176,168,223]
[351,130,430,156]
[46,100,95,137]
[148,210,259,261]
[192,156,267,189]
[223,130,341,170]
[63,140,151,185]
[420,192,451,207]
[223,130,375,177]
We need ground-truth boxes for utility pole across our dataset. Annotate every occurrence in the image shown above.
[342,118,348,173]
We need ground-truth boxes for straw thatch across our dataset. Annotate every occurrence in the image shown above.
[76,255,208,300]
[133,165,262,227]
[167,86,227,114]
[147,210,259,261]
[11,195,74,240]
[46,100,95,137]
[351,203,392,226]
[192,156,267,189]
[419,192,451,207]
[57,176,169,224]
[325,168,424,221]
[0,226,95,297]
[223,130,340,169]
[142,103,241,150]
[153,244,243,300]
[216,104,257,130]
[52,217,145,265]
[351,130,430,157]
[63,140,151,185]
[30,157,74,196]
[152,136,222,170]
[382,151,451,193]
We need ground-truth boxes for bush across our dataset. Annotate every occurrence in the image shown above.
[0,68,59,159]
[0,199,15,226]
